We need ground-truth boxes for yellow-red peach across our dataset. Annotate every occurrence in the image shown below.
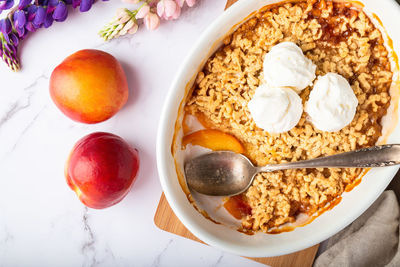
[50,49,128,124]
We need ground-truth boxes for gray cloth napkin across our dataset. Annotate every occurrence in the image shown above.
[314,190,400,267]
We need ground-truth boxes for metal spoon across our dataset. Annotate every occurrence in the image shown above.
[184,144,400,196]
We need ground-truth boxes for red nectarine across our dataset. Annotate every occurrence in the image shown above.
[65,132,139,209]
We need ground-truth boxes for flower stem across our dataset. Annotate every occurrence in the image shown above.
[0,33,20,71]
[98,8,139,41]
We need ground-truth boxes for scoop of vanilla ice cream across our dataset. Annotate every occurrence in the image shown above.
[306,73,358,132]
[263,42,316,92]
[248,84,303,133]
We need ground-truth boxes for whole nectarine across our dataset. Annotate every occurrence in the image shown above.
[65,132,139,209]
[50,49,129,124]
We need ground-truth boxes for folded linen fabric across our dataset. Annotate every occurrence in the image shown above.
[314,190,400,267]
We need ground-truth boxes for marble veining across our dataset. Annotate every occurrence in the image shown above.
[151,239,174,267]
[211,254,225,267]
[0,74,47,128]
[7,105,48,155]
[82,208,98,267]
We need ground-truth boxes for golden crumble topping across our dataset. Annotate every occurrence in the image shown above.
[184,0,393,232]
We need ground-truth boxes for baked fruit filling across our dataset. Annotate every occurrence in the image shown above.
[180,0,393,233]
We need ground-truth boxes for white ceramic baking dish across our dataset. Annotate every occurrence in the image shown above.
[157,0,400,257]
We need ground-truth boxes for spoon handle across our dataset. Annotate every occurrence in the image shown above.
[258,144,400,172]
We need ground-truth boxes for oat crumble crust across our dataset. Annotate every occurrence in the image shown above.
[184,0,393,232]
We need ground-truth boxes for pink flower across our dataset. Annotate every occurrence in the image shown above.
[171,4,181,19]
[157,0,181,20]
[175,0,184,7]
[136,4,150,19]
[174,0,196,7]
[144,12,160,30]
[185,0,196,7]
[128,24,138,34]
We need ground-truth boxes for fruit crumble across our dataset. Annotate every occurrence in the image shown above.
[181,0,394,233]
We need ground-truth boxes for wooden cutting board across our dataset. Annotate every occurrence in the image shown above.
[153,0,320,266]
[154,194,319,266]
[225,0,240,9]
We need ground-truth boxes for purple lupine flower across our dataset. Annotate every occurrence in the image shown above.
[18,0,31,10]
[25,21,36,32]
[26,5,37,21]
[79,0,92,12]
[15,24,25,37]
[9,32,19,46]
[0,18,12,35]
[0,0,109,72]
[2,49,19,71]
[4,42,16,55]
[48,0,58,7]
[53,1,68,22]
[3,48,11,58]
[47,5,56,14]
[0,28,19,72]
[72,0,79,8]
[33,6,46,28]
[43,12,53,28]
[0,0,14,12]
[13,10,26,28]
[2,32,10,43]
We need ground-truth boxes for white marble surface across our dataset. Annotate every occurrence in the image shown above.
[0,1,263,266]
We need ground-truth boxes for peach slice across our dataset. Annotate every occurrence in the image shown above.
[182,129,245,154]
[224,194,252,219]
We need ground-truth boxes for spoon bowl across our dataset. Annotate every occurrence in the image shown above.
[185,151,257,196]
